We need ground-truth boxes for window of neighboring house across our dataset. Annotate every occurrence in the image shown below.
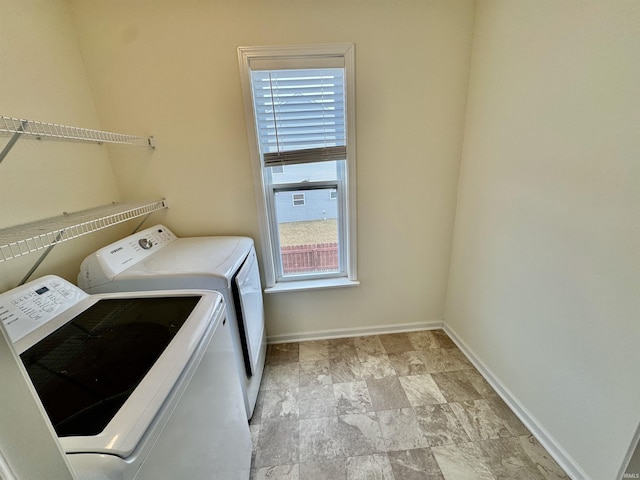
[292,193,305,206]
[238,43,357,290]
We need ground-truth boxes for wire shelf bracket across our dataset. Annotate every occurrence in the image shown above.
[0,200,168,263]
[0,115,155,163]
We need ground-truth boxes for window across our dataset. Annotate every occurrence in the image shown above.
[238,44,357,290]
[292,193,305,206]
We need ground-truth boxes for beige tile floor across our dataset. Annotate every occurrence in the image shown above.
[250,330,569,480]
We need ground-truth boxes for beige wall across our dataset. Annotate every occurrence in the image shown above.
[445,1,640,479]
[0,2,129,477]
[68,0,476,338]
[0,1,135,292]
[4,1,640,478]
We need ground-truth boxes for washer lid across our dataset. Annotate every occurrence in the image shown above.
[111,236,253,282]
[18,289,224,458]
[79,225,255,291]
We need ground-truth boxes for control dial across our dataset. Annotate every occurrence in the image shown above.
[138,238,153,250]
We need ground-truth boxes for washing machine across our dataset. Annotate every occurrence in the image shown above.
[78,225,266,419]
[0,275,251,480]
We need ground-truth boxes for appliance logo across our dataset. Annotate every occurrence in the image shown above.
[109,247,124,255]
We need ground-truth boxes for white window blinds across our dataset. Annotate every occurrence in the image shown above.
[250,68,346,167]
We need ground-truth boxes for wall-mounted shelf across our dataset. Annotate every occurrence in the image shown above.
[0,114,163,282]
[0,115,154,146]
[0,200,168,263]
[0,115,155,164]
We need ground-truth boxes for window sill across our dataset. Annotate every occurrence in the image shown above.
[264,277,360,294]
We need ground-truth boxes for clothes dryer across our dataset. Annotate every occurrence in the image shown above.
[78,225,266,419]
[0,275,251,480]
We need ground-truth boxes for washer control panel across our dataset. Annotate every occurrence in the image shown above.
[93,225,177,279]
[0,275,87,343]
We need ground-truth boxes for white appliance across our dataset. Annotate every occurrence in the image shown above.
[78,225,267,419]
[0,275,251,480]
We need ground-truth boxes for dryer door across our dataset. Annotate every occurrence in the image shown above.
[233,249,265,377]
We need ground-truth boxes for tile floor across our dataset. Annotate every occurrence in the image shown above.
[250,330,569,480]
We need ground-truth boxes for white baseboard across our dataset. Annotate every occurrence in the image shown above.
[267,320,443,344]
[617,421,640,480]
[442,323,591,480]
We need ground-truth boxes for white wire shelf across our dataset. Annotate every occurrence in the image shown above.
[0,200,167,262]
[0,115,155,147]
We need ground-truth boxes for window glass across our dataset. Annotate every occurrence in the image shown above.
[268,160,340,184]
[275,187,339,276]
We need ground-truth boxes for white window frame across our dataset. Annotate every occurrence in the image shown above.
[238,43,358,292]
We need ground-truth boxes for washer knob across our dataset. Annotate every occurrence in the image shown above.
[138,238,153,250]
